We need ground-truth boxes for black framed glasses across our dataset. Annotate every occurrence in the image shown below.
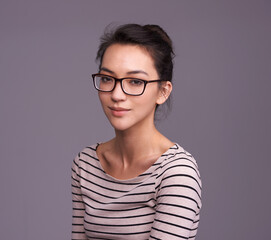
[92,73,164,96]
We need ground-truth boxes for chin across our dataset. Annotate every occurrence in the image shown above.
[109,120,133,132]
[104,109,155,133]
[109,117,152,133]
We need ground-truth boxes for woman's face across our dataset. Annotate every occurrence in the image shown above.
[98,43,166,132]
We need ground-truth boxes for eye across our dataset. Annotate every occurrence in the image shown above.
[100,75,113,83]
[128,79,144,86]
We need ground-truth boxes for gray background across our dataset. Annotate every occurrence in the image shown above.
[1,0,270,239]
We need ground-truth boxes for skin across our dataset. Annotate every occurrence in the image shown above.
[96,43,173,180]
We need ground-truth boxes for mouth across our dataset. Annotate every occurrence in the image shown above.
[108,106,130,117]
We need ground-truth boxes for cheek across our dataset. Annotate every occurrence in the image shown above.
[98,92,107,106]
[134,91,159,113]
[98,94,111,116]
[144,87,160,105]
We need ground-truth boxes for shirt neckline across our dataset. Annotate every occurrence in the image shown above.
[93,142,178,183]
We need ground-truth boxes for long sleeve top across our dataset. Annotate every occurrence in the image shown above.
[71,143,202,240]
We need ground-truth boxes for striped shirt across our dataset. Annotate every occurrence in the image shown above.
[71,143,202,240]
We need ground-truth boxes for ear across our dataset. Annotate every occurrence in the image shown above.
[156,81,172,105]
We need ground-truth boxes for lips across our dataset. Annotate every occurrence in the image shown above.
[109,107,130,111]
[108,106,130,117]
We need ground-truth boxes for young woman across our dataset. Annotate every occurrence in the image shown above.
[71,24,202,240]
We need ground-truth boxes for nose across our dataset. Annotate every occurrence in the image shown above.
[111,81,127,101]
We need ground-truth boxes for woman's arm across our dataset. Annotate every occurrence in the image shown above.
[71,153,88,240]
[149,156,202,240]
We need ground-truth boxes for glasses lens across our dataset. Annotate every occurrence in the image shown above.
[122,79,145,95]
[94,75,114,91]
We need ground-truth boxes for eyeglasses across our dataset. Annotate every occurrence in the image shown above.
[92,73,164,96]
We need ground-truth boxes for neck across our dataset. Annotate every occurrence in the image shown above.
[113,120,162,165]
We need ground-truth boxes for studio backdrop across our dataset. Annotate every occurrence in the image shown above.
[0,0,270,239]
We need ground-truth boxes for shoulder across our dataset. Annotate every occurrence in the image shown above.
[156,143,202,210]
[161,143,200,171]
[72,144,100,171]
[158,143,202,189]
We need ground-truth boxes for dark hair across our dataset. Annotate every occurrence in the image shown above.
[96,23,175,117]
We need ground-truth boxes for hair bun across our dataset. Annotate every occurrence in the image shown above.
[143,24,173,48]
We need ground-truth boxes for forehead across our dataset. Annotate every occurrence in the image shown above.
[101,44,157,77]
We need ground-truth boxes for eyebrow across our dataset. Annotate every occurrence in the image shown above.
[100,67,114,74]
[100,67,149,76]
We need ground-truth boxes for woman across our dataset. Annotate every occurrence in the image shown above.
[72,24,202,240]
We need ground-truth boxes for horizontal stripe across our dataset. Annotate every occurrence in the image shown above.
[157,194,201,210]
[155,209,194,222]
[82,197,153,212]
[154,218,195,231]
[81,192,156,205]
[157,202,197,214]
[84,209,155,219]
[159,184,201,200]
[160,174,202,190]
[84,218,153,227]
[151,226,187,239]
[84,228,151,236]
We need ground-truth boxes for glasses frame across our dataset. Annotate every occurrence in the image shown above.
[92,73,165,96]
